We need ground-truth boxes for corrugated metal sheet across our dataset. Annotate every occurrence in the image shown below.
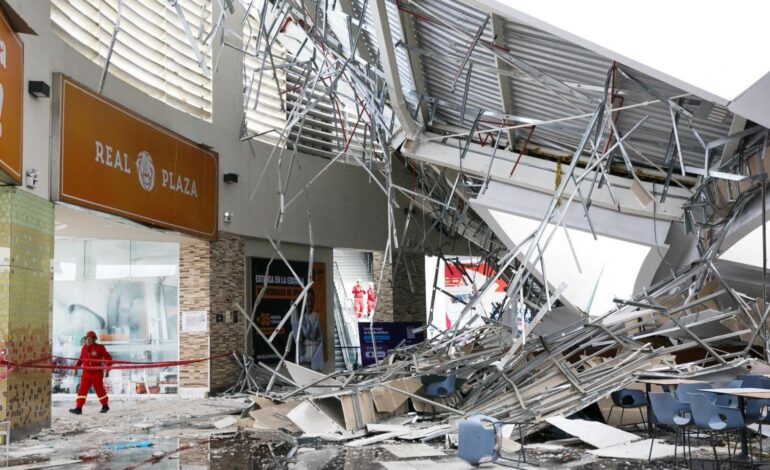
[408,0,505,137]
[403,0,733,169]
[244,0,733,168]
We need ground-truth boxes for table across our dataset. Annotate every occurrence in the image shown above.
[636,378,708,385]
[707,388,770,400]
[699,387,770,458]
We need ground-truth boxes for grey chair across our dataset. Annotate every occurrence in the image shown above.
[648,392,692,465]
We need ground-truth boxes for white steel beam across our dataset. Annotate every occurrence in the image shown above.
[398,5,429,125]
[402,133,689,221]
[369,0,421,138]
[491,13,517,150]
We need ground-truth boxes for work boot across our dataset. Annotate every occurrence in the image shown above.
[69,407,82,415]
[100,405,109,413]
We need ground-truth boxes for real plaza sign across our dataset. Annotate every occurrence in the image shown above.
[0,6,23,184]
[53,76,218,239]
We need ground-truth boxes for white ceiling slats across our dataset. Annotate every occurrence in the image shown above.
[51,0,213,120]
[241,4,370,160]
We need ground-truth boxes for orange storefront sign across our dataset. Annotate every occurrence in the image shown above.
[0,6,23,184]
[55,76,218,239]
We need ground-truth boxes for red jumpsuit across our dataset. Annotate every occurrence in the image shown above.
[367,286,375,316]
[75,343,112,408]
[352,284,365,317]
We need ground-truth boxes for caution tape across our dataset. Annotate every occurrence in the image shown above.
[0,351,233,375]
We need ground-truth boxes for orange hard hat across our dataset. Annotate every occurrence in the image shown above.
[84,331,97,339]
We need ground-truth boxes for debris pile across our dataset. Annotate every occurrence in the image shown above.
[231,141,770,454]
[96,0,770,463]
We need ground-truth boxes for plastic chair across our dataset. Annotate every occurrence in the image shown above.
[738,375,770,389]
[458,415,501,466]
[608,388,647,430]
[675,383,710,408]
[738,375,770,459]
[704,380,743,408]
[648,392,692,465]
[425,374,456,398]
[689,393,746,468]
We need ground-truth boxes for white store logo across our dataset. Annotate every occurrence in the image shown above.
[135,150,156,192]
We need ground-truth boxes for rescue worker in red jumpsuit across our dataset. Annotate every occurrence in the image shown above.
[352,279,365,318]
[69,331,112,414]
[366,282,375,317]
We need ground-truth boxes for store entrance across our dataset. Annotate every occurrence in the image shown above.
[52,206,182,397]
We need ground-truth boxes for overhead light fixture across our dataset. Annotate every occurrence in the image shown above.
[28,80,50,98]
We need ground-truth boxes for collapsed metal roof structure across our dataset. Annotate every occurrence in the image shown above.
[153,0,770,436]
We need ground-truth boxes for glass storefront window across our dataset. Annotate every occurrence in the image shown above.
[53,239,179,395]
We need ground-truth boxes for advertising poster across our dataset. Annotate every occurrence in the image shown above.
[426,256,510,335]
[358,322,424,366]
[251,258,326,364]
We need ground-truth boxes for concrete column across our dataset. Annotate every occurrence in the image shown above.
[178,232,245,395]
[0,187,54,439]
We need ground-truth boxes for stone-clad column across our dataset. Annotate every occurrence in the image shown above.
[178,238,211,394]
[178,232,244,395]
[0,187,54,439]
[371,251,425,324]
[392,252,425,323]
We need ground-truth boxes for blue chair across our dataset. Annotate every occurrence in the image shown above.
[738,375,770,458]
[425,374,456,398]
[675,383,710,407]
[608,388,647,430]
[704,380,743,408]
[458,415,501,466]
[648,392,692,465]
[739,375,770,421]
[738,375,770,389]
[689,393,745,468]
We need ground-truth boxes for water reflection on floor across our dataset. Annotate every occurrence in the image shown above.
[11,431,770,469]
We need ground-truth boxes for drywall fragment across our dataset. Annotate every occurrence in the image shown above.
[284,362,343,394]
[545,416,640,448]
[287,400,345,436]
[345,430,411,447]
[213,416,237,429]
[371,377,423,413]
[381,443,446,458]
[250,401,301,432]
[589,439,676,460]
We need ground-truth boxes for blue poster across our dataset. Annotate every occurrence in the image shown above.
[358,322,425,366]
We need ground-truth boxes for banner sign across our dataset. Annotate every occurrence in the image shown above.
[251,257,326,363]
[55,76,218,239]
[0,6,23,184]
[358,322,424,367]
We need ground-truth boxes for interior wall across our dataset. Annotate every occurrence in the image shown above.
[9,0,389,251]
